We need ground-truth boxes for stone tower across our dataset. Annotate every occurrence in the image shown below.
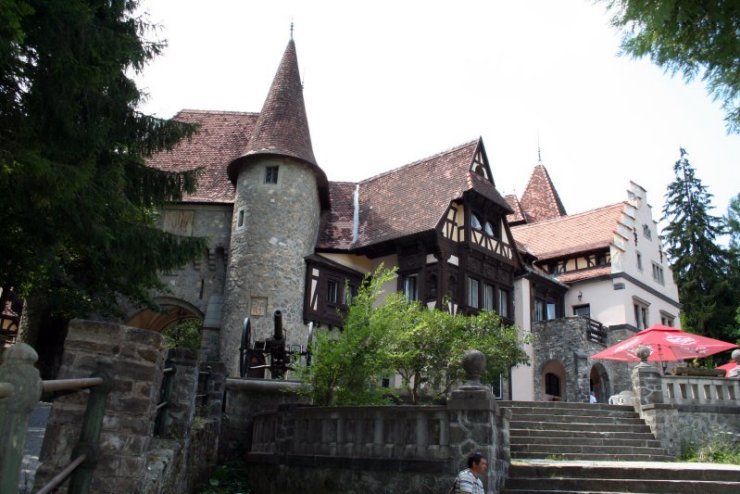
[220,39,329,375]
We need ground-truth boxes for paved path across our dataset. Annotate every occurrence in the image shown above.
[18,402,50,494]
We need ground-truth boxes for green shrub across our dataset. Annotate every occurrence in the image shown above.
[163,318,202,350]
[199,461,250,494]
[679,426,740,464]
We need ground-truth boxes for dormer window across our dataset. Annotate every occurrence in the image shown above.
[265,166,279,184]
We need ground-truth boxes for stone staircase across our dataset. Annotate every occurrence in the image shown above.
[498,400,740,493]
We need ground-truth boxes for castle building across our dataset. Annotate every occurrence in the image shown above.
[131,39,680,402]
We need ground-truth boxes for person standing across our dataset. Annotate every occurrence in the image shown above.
[450,452,487,494]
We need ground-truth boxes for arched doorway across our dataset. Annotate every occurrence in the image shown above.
[589,363,610,403]
[541,360,566,402]
[126,297,203,333]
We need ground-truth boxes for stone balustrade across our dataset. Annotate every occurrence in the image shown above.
[252,405,450,459]
[662,375,739,405]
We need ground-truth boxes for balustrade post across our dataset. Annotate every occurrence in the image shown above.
[67,364,113,494]
[630,346,664,412]
[0,343,42,494]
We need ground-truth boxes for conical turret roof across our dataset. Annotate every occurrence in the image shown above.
[520,164,567,223]
[227,40,329,207]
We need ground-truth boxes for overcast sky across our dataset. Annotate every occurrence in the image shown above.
[136,0,738,223]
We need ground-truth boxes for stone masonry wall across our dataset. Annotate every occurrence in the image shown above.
[34,320,166,493]
[532,317,633,402]
[220,157,321,376]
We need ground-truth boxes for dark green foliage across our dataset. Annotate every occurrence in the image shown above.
[0,1,206,318]
[601,1,740,133]
[199,461,250,494]
[300,267,529,406]
[662,149,737,342]
[163,319,202,350]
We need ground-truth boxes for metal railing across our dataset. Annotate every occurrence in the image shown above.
[0,343,112,494]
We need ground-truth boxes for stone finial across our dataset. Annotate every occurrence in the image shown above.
[732,349,740,364]
[636,345,651,363]
[462,350,486,387]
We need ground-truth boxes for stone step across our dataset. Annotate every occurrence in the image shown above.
[504,477,739,493]
[509,435,662,448]
[510,429,658,441]
[500,401,633,412]
[510,443,669,456]
[502,406,639,419]
[510,420,652,434]
[508,462,740,482]
[509,413,645,425]
[511,452,675,461]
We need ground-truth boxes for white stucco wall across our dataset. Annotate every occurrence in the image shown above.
[511,277,534,400]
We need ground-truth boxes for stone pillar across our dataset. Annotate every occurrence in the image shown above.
[630,346,664,413]
[447,350,506,494]
[34,320,166,494]
[161,349,198,439]
[0,344,42,493]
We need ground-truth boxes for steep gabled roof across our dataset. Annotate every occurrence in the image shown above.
[511,202,625,260]
[317,139,511,251]
[520,164,567,223]
[147,110,259,203]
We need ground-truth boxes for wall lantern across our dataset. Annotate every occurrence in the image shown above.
[577,291,583,301]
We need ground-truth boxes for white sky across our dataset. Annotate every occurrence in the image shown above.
[136,0,738,222]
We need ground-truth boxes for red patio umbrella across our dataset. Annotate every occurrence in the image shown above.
[591,324,737,362]
[716,361,738,372]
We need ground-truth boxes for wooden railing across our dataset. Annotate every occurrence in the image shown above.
[662,375,739,406]
[0,343,112,494]
[584,317,607,346]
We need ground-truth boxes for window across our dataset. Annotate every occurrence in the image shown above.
[483,284,495,311]
[642,224,652,240]
[265,166,279,184]
[545,373,560,397]
[344,284,356,305]
[546,303,557,320]
[636,251,642,270]
[634,300,649,329]
[237,208,245,228]
[470,213,482,231]
[652,262,665,284]
[327,280,339,304]
[573,304,591,317]
[534,299,546,321]
[498,289,510,318]
[468,277,480,308]
[484,221,495,237]
[403,275,418,301]
[661,312,675,327]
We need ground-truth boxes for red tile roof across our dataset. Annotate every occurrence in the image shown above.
[147,110,259,203]
[520,164,567,223]
[511,203,625,260]
[318,182,356,250]
[317,139,511,250]
[505,194,526,224]
[556,266,613,283]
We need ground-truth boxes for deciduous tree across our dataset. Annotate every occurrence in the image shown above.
[600,1,740,133]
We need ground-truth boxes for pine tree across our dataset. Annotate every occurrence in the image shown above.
[0,1,206,356]
[662,149,736,342]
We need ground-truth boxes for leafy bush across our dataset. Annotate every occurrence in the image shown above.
[299,266,529,405]
[163,318,202,350]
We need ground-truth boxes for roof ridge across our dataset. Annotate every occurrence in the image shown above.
[513,201,626,230]
[359,139,479,184]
